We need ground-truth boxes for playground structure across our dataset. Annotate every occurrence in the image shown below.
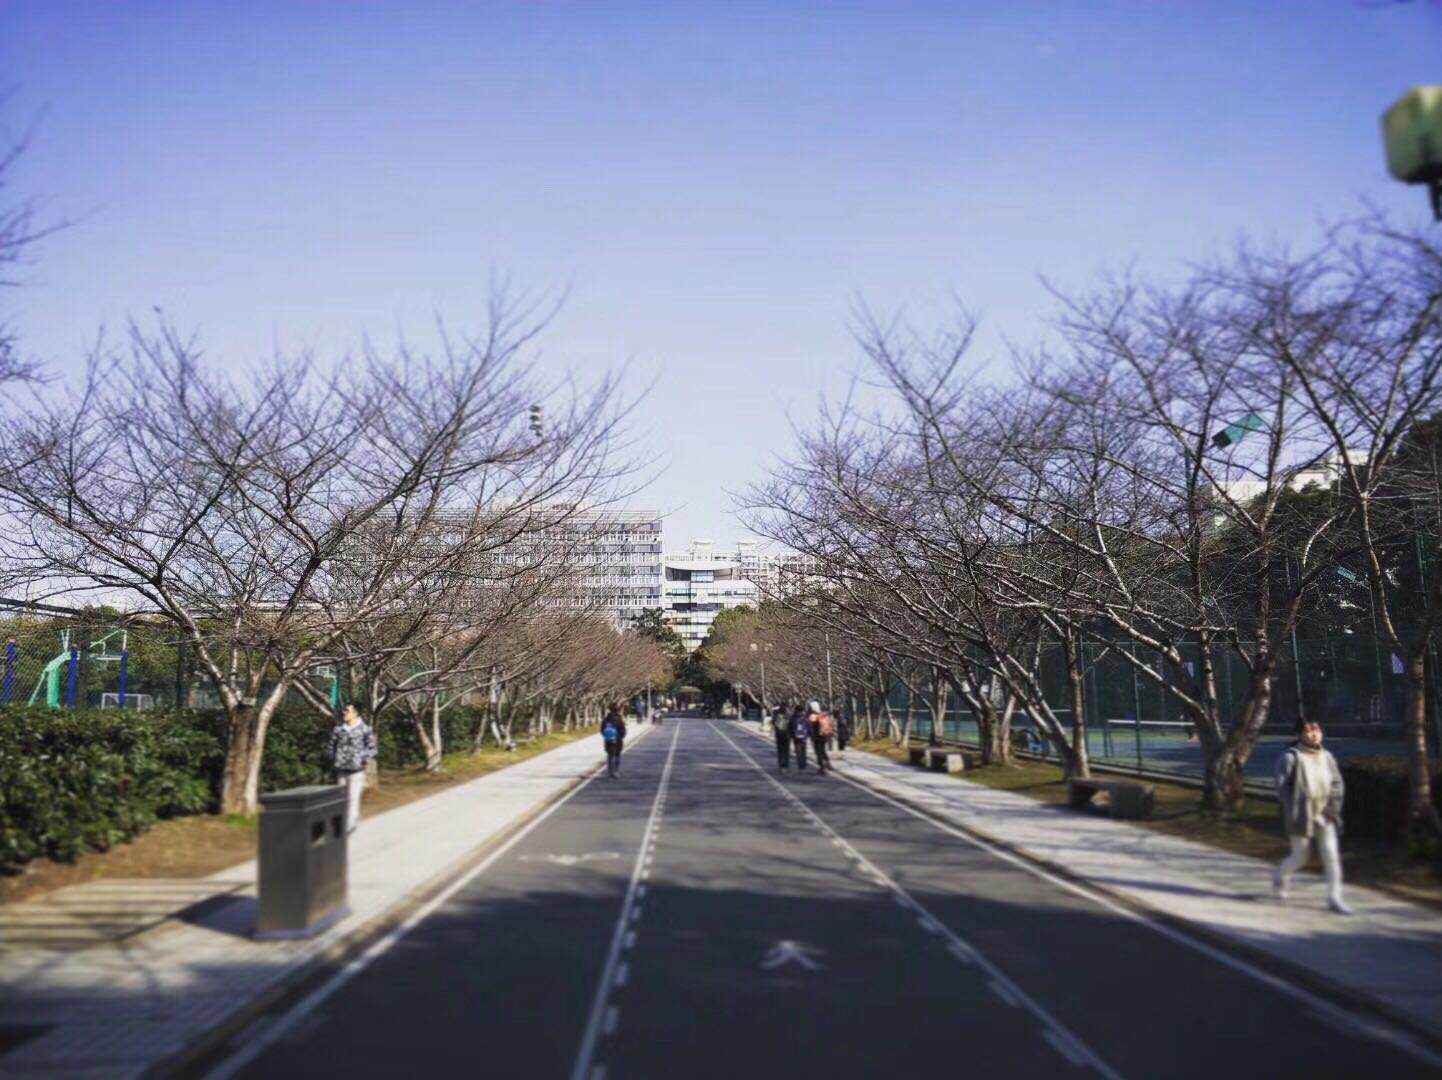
[11,628,144,710]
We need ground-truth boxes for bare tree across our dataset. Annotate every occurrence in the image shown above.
[0,297,640,813]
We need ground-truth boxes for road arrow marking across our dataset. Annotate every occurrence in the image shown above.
[760,940,824,972]
[519,852,622,867]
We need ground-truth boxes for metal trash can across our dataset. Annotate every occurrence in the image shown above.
[255,784,350,939]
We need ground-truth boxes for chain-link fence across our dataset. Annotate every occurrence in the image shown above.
[0,612,194,710]
[889,635,1427,783]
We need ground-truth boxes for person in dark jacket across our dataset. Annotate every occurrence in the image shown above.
[601,705,628,778]
[789,704,811,772]
[328,704,378,835]
[771,704,792,770]
[835,706,853,753]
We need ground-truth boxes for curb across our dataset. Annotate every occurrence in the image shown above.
[150,743,619,1079]
[829,748,1442,1058]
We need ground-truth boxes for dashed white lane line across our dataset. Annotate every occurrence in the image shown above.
[614,962,630,987]
[570,722,681,1080]
[206,745,617,1080]
[709,721,1123,1080]
[603,1006,620,1036]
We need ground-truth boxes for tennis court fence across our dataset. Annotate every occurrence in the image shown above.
[887,636,1426,783]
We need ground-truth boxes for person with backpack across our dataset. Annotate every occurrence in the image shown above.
[789,703,811,772]
[808,701,834,775]
[771,704,792,770]
[601,704,628,778]
[328,704,378,835]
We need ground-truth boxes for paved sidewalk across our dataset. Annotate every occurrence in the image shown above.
[827,741,1442,1042]
[0,728,641,1079]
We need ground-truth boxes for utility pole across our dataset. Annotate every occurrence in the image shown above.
[825,632,835,711]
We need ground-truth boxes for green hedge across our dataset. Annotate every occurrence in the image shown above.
[0,707,217,867]
[1340,756,1442,843]
[0,704,515,871]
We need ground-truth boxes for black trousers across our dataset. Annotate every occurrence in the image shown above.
[811,736,831,773]
[774,731,791,768]
[792,736,808,770]
[606,744,623,776]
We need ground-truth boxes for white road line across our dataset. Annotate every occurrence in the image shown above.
[636,885,647,900]
[989,979,1020,1007]
[205,753,614,1080]
[948,942,974,964]
[710,722,1124,1080]
[1045,1029,1088,1067]
[614,962,630,987]
[569,722,682,1080]
[603,1005,620,1036]
[826,759,1442,1072]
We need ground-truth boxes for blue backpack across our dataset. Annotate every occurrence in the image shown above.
[603,721,619,744]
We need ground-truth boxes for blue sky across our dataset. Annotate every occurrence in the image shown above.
[3,1,1439,545]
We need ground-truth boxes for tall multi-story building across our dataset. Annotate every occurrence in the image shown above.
[560,510,665,631]
[662,540,759,651]
[707,540,819,601]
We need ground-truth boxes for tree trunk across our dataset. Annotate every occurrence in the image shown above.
[995,693,1015,766]
[218,685,287,816]
[218,703,260,816]
[428,694,444,771]
[1064,634,1090,778]
[1403,652,1442,833]
[1203,745,1248,815]
[927,670,947,747]
[1202,669,1273,815]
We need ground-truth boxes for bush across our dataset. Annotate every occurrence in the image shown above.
[0,700,564,871]
[377,706,486,768]
[1340,756,1442,843]
[0,707,217,869]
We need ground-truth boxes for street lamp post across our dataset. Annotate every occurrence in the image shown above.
[825,632,835,711]
[750,642,771,730]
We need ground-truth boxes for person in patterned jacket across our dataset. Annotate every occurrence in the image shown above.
[328,704,378,834]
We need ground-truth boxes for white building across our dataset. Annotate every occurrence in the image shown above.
[662,540,759,651]
[564,510,665,631]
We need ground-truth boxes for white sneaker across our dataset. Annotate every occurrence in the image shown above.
[1272,871,1288,901]
[1328,897,1354,916]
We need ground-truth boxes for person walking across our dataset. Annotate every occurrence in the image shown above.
[1273,718,1351,914]
[328,704,378,835]
[809,701,834,775]
[602,705,628,778]
[789,703,811,772]
[835,706,852,754]
[771,704,792,771]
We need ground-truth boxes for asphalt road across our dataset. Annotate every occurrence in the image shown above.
[211,716,1441,1079]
